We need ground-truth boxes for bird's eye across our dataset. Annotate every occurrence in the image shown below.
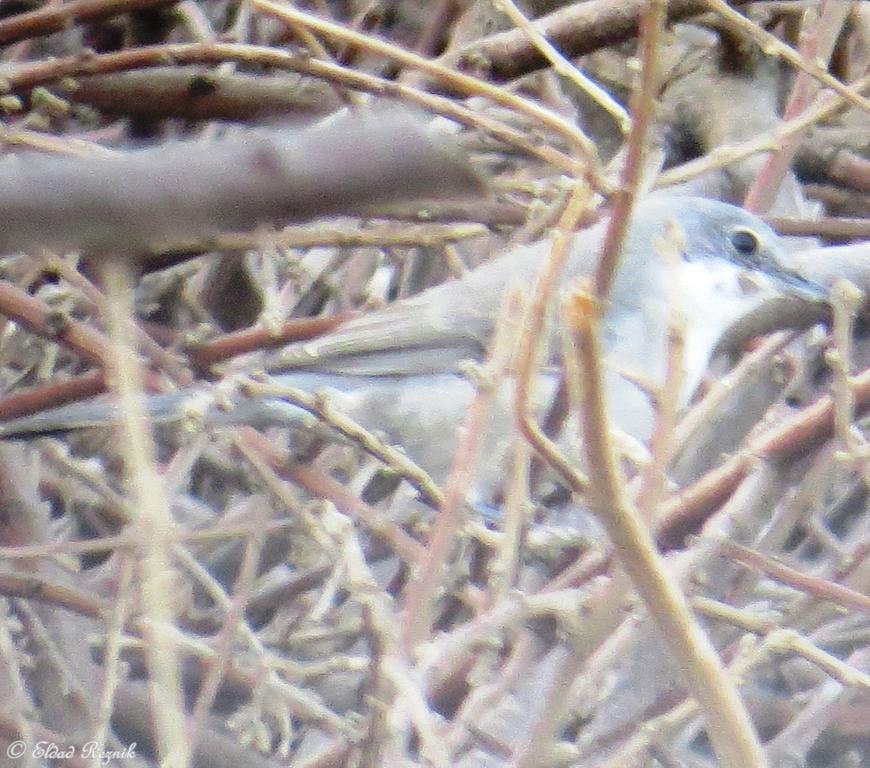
[730,227,760,257]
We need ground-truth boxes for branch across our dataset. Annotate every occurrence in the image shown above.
[433,0,756,85]
[0,109,485,255]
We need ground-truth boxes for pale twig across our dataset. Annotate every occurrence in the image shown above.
[0,126,120,157]
[315,506,405,767]
[234,428,426,565]
[442,633,540,758]
[266,3,363,109]
[3,43,580,173]
[132,617,351,735]
[602,606,869,767]
[435,0,757,83]
[4,42,580,173]
[494,0,629,132]
[515,181,592,498]
[765,629,870,691]
[592,0,665,300]
[160,221,489,263]
[251,0,604,183]
[667,331,795,466]
[490,424,531,601]
[743,0,850,213]
[99,257,189,767]
[186,503,266,751]
[826,279,865,458]
[40,253,195,386]
[658,72,870,188]
[88,554,135,768]
[0,600,36,751]
[706,0,870,114]
[562,285,767,768]
[635,220,688,517]
[398,289,520,653]
[240,377,445,508]
[0,518,298,560]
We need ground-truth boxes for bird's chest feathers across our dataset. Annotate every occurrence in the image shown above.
[672,257,770,393]
[609,257,771,407]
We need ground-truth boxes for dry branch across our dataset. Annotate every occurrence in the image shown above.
[0,110,484,254]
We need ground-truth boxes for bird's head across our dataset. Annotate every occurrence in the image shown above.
[653,196,827,303]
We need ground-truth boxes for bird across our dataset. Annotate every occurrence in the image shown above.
[0,196,825,505]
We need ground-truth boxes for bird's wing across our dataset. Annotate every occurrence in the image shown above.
[266,231,599,376]
[267,273,497,375]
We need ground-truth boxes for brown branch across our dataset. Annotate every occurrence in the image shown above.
[719,539,870,617]
[828,150,870,193]
[66,68,340,121]
[0,572,107,620]
[743,0,850,213]
[656,359,870,546]
[1,42,580,174]
[433,0,756,86]
[0,372,106,422]
[251,0,602,180]
[0,110,485,255]
[766,216,870,240]
[186,312,356,372]
[0,280,112,366]
[235,428,426,566]
[0,0,178,46]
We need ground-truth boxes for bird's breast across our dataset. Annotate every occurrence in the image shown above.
[674,258,773,399]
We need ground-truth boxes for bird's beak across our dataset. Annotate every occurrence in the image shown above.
[770,265,829,304]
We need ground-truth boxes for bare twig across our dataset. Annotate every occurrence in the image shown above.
[434,0,757,85]
[251,0,604,182]
[657,72,870,188]
[0,0,178,46]
[241,377,446,508]
[743,0,851,212]
[99,257,189,766]
[3,42,580,174]
[493,0,629,132]
[562,285,767,768]
[515,181,591,497]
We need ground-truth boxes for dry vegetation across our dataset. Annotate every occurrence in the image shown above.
[0,1,868,767]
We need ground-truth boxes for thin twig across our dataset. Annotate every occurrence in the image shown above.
[658,71,870,188]
[515,182,592,497]
[494,0,629,131]
[0,0,178,46]
[562,285,767,768]
[743,0,850,212]
[99,257,190,767]
[251,0,605,184]
[707,0,869,115]
[3,42,580,174]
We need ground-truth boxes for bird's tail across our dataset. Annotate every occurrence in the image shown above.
[0,373,374,440]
